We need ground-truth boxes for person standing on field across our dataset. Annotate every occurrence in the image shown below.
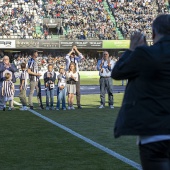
[97,51,115,109]
[111,14,170,170]
[19,63,28,111]
[27,50,44,110]
[65,46,84,109]
[0,55,17,110]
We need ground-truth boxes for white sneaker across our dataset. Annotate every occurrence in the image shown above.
[110,105,114,109]
[56,108,59,111]
[67,106,71,110]
[24,106,28,110]
[99,105,104,109]
[20,106,28,111]
[63,108,66,111]
[71,106,75,110]
[51,106,55,110]
[8,107,12,111]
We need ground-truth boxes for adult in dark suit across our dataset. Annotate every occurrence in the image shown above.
[111,14,170,170]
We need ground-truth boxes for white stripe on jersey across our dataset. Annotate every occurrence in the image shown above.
[2,80,14,97]
[28,58,39,81]
[20,70,28,90]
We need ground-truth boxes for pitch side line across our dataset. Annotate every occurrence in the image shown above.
[14,101,142,170]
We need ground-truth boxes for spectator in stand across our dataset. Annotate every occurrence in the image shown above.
[44,29,48,39]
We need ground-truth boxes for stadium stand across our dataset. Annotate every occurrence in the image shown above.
[106,0,170,40]
[0,0,169,40]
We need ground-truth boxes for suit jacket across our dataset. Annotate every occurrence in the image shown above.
[111,36,170,138]
[0,62,17,83]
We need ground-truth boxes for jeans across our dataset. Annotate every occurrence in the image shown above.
[57,87,67,109]
[46,89,54,107]
[139,140,170,170]
[99,77,113,106]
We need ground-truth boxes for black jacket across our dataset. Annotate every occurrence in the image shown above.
[44,71,56,88]
[111,36,170,138]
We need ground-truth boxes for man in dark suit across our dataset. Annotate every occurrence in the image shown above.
[111,14,170,170]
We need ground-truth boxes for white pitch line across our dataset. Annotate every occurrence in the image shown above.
[14,101,142,170]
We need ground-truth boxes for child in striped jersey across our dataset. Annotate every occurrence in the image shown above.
[2,73,15,111]
[19,63,28,111]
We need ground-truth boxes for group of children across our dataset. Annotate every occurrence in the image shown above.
[2,62,78,111]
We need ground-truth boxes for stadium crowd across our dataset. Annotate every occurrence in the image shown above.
[12,53,99,72]
[12,52,117,72]
[0,0,117,40]
[107,0,170,39]
[0,0,169,40]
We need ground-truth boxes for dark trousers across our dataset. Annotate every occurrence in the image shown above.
[139,140,170,170]
[99,77,113,106]
[76,73,81,106]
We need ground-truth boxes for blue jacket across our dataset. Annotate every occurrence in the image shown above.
[0,62,17,83]
[111,36,170,138]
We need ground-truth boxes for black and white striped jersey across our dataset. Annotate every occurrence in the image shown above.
[2,80,14,97]
[28,58,39,81]
[20,70,28,90]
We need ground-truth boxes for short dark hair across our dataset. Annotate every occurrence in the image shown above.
[48,64,53,68]
[31,50,38,56]
[152,14,170,36]
[21,63,26,69]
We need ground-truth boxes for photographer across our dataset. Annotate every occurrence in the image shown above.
[97,51,115,109]
[44,64,56,110]
[65,46,84,109]
[111,14,170,170]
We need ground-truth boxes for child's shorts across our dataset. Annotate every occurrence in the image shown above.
[4,96,13,102]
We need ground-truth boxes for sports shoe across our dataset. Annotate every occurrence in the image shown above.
[46,107,49,110]
[30,106,34,110]
[3,107,5,111]
[20,106,28,111]
[71,106,75,110]
[24,106,28,110]
[40,105,44,110]
[67,106,71,110]
[99,105,104,109]
[63,108,66,111]
[77,105,82,109]
[110,105,114,109]
[51,106,55,110]
[8,107,12,111]
[56,108,59,111]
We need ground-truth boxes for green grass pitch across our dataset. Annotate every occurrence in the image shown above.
[0,94,140,169]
